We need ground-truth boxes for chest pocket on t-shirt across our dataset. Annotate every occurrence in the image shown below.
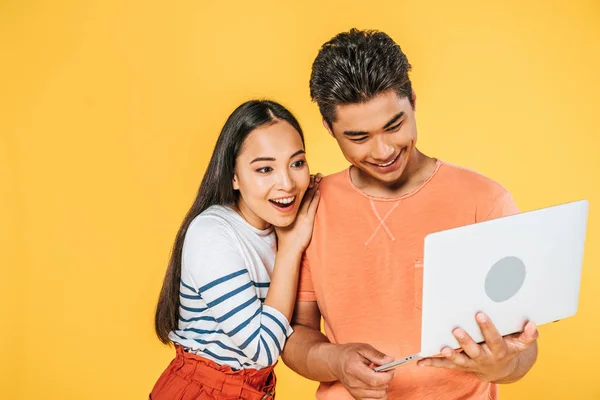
[414,258,424,310]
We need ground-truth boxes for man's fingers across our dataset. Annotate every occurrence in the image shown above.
[506,321,539,352]
[417,356,456,369]
[453,328,483,361]
[476,313,506,356]
[339,344,395,397]
[359,345,394,366]
[522,321,539,343]
[418,347,474,371]
[350,354,395,387]
[354,366,395,388]
[442,346,475,369]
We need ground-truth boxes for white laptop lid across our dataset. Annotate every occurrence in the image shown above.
[419,200,589,358]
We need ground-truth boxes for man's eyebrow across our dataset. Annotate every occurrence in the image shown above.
[343,130,369,137]
[383,112,404,129]
[343,112,405,136]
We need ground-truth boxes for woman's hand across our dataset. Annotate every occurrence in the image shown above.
[275,173,322,253]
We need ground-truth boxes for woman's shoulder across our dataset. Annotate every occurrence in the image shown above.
[187,205,238,241]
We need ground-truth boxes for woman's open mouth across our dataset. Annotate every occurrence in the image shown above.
[268,196,296,212]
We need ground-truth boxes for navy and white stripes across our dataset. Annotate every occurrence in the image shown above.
[168,205,293,370]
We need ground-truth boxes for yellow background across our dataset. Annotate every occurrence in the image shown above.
[1,0,599,398]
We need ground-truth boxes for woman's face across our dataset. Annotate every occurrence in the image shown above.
[233,120,310,230]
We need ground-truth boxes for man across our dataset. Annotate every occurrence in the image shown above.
[281,29,539,399]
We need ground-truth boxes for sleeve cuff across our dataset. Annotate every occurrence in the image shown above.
[262,304,294,337]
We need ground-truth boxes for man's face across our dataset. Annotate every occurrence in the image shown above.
[326,89,418,185]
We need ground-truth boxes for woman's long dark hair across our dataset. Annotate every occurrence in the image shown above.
[155,100,305,344]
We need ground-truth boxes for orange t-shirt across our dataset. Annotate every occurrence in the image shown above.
[297,160,519,400]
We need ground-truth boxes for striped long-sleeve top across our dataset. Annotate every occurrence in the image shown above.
[168,205,293,370]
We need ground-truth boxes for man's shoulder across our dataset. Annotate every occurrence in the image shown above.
[437,161,509,198]
[317,168,353,195]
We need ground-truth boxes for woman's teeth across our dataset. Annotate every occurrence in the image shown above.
[270,196,295,205]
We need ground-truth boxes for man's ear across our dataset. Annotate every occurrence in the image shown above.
[323,118,335,138]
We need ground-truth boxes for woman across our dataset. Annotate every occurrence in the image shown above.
[151,99,320,399]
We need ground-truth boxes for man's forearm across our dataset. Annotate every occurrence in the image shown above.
[282,324,339,382]
[494,342,538,384]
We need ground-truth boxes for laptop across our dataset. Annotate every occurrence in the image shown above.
[374,199,589,372]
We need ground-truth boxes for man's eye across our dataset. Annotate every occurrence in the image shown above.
[388,122,403,132]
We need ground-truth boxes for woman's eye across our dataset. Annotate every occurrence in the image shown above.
[256,167,273,174]
[291,160,306,168]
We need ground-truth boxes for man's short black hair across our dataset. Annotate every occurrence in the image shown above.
[310,28,413,126]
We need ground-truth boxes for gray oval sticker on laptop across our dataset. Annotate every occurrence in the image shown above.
[485,256,527,302]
